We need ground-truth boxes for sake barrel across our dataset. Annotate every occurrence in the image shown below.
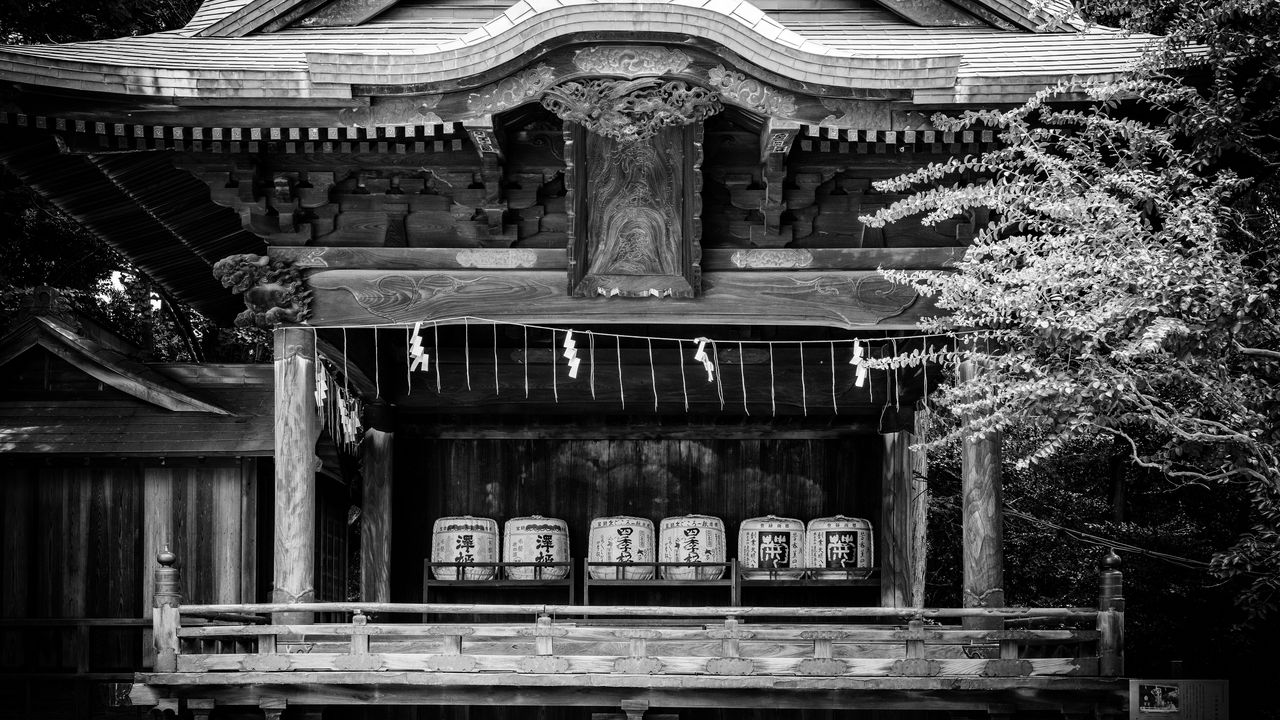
[503,515,570,580]
[806,515,874,579]
[738,515,805,579]
[588,516,655,579]
[431,515,499,580]
[659,514,727,580]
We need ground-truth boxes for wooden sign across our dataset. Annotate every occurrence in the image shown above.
[1129,680,1228,720]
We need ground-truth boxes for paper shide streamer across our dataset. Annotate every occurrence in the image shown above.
[333,316,959,423]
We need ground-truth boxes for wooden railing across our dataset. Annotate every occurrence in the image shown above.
[0,617,150,679]
[148,550,1125,681]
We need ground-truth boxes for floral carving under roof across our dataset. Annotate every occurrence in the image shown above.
[540,78,721,143]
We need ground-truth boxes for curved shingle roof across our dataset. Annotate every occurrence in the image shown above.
[0,0,1153,105]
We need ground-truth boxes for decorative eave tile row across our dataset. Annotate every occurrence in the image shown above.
[798,124,996,154]
[1,113,469,153]
[2,109,1000,156]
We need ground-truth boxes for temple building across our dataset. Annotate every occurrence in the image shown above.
[0,0,1145,717]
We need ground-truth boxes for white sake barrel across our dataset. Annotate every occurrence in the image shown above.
[588,516,656,579]
[738,515,805,579]
[659,514,726,580]
[805,515,874,579]
[431,515,499,580]
[503,515,570,580]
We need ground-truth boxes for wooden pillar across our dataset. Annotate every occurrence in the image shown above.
[881,409,929,608]
[273,327,319,623]
[361,401,394,603]
[959,361,1004,629]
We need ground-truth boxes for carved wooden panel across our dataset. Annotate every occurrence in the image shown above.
[566,124,702,298]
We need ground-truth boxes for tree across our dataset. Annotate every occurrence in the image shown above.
[861,84,1280,617]
[0,0,199,44]
[1076,0,1280,182]
[0,0,268,361]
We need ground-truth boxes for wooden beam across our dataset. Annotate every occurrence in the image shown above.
[959,362,1004,630]
[271,246,965,272]
[306,269,931,329]
[272,328,320,623]
[129,672,1129,714]
[401,422,880,440]
[394,355,919,421]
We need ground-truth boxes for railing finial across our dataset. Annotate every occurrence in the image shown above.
[1098,547,1124,612]
[157,545,177,567]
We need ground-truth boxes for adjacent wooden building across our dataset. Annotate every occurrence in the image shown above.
[1,0,1142,717]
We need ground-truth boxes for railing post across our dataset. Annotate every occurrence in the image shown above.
[350,610,369,654]
[535,614,555,656]
[153,547,181,672]
[1097,548,1124,676]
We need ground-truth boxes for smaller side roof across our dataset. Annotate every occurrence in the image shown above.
[0,292,274,457]
[0,359,275,456]
[0,311,230,415]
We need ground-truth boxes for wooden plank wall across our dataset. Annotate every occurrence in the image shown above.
[0,464,141,672]
[0,459,258,675]
[392,434,881,606]
[140,460,260,609]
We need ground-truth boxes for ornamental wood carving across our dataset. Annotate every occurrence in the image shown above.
[212,253,311,327]
[566,124,703,298]
[572,46,692,77]
[467,65,556,114]
[730,249,814,269]
[338,95,442,127]
[541,78,719,144]
[706,66,797,118]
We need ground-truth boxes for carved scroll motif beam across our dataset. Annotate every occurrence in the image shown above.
[305,269,928,329]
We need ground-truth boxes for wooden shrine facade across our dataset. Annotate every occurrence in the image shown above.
[0,0,1151,717]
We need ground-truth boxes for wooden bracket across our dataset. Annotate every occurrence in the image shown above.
[260,698,287,720]
[755,118,801,245]
[463,115,508,232]
[464,115,505,161]
[176,157,322,244]
[620,699,650,720]
[188,699,215,720]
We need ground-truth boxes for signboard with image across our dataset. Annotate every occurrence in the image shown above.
[1129,680,1227,720]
